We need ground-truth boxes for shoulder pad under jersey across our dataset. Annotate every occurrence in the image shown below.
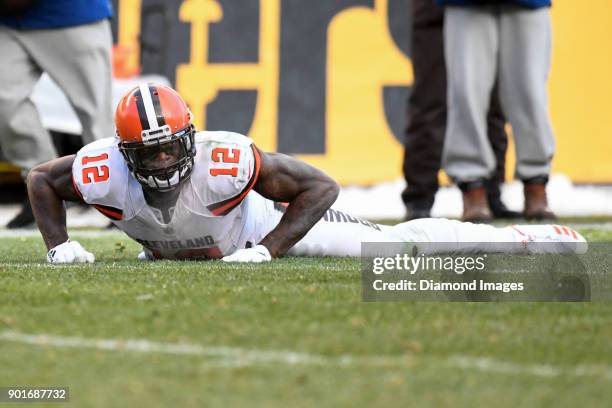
[72,137,130,221]
[190,131,261,216]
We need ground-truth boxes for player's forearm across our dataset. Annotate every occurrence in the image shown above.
[27,169,69,250]
[259,181,339,257]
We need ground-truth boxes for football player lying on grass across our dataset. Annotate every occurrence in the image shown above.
[27,84,587,264]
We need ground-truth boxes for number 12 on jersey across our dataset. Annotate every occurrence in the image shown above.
[210,147,241,177]
[81,153,109,184]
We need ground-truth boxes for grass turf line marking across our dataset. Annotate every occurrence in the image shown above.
[1,330,611,380]
[0,331,327,366]
[448,356,612,380]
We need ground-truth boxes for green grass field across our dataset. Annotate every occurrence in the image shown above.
[1,223,611,407]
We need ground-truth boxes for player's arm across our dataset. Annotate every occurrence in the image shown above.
[27,155,94,263]
[254,147,339,258]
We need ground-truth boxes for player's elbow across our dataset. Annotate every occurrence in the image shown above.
[26,165,50,197]
[320,177,340,207]
[26,165,44,187]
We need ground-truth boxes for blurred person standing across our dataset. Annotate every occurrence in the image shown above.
[402,0,519,222]
[439,0,556,220]
[0,0,113,228]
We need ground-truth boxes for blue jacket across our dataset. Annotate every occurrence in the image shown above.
[0,0,113,30]
[436,0,551,8]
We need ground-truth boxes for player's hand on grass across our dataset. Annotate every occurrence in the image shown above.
[137,250,153,261]
[221,245,272,263]
[47,240,95,264]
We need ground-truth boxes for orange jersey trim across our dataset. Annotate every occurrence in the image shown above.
[92,204,123,221]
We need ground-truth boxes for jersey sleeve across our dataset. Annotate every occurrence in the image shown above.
[195,131,262,216]
[71,138,128,221]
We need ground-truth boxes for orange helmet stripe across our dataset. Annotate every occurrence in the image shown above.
[116,83,192,144]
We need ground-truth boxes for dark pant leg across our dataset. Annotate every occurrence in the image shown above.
[401,0,446,212]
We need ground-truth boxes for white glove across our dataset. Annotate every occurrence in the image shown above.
[221,245,272,263]
[137,249,154,261]
[47,240,95,264]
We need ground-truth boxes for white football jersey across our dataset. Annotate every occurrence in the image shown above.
[72,131,280,259]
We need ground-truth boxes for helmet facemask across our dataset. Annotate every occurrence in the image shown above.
[119,124,196,191]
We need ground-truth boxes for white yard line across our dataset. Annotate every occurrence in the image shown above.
[0,331,329,366]
[448,356,612,380]
[1,330,611,380]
